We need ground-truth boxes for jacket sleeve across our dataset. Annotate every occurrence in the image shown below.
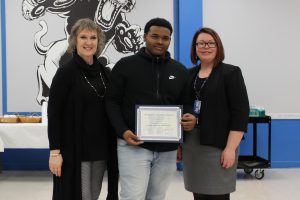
[181,67,198,115]
[226,67,250,132]
[47,66,72,150]
[105,59,130,138]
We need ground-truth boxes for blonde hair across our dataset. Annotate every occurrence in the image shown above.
[67,18,106,57]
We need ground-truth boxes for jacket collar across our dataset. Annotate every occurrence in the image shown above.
[190,62,223,76]
[137,47,171,63]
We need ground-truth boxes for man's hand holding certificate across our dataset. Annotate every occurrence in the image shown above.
[123,130,144,145]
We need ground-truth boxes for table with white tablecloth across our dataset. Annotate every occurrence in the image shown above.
[0,123,49,170]
[0,123,48,149]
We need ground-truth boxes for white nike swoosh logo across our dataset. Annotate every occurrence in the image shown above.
[169,75,176,79]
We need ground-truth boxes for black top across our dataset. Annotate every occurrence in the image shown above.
[74,53,109,161]
[81,71,107,160]
[183,62,250,149]
[194,76,208,102]
[106,47,188,152]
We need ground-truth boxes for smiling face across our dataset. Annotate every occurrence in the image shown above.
[76,29,98,64]
[144,26,171,57]
[196,32,217,66]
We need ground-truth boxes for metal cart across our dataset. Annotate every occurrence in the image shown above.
[238,116,271,179]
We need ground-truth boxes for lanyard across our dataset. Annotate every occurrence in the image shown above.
[193,75,208,100]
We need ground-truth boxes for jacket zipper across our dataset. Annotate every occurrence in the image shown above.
[156,57,160,103]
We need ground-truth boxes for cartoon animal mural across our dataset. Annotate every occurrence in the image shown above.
[22,0,144,104]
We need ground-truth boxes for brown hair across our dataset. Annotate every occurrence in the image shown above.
[67,18,106,57]
[190,27,225,65]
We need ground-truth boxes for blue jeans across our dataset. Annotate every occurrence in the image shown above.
[117,139,177,200]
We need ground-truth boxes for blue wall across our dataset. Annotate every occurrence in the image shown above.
[178,0,202,68]
[270,120,300,167]
[240,120,300,168]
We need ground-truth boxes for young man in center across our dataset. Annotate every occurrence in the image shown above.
[106,18,191,200]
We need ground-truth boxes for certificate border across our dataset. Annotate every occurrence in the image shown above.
[135,105,182,142]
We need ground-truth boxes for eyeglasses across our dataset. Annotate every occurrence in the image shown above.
[195,41,216,48]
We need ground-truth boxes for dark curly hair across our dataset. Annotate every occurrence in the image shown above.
[144,18,173,35]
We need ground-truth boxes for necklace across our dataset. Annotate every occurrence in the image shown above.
[193,76,208,100]
[82,71,106,98]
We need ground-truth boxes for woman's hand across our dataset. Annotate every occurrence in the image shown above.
[221,131,244,169]
[49,150,63,177]
[181,113,197,131]
[220,147,236,169]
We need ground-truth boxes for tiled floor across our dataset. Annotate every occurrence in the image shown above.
[0,168,299,200]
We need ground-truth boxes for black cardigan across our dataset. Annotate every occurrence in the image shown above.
[184,62,250,149]
[47,57,117,199]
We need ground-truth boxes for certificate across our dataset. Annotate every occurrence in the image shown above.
[136,105,182,142]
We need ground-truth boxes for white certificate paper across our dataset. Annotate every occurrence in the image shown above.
[136,105,182,142]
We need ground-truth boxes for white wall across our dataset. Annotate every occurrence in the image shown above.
[2,0,174,114]
[203,0,300,118]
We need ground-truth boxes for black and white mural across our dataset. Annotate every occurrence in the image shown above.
[2,0,174,113]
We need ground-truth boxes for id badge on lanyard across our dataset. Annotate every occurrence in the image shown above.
[193,73,208,115]
[193,99,201,114]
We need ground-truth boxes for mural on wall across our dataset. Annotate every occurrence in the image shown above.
[21,0,144,105]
